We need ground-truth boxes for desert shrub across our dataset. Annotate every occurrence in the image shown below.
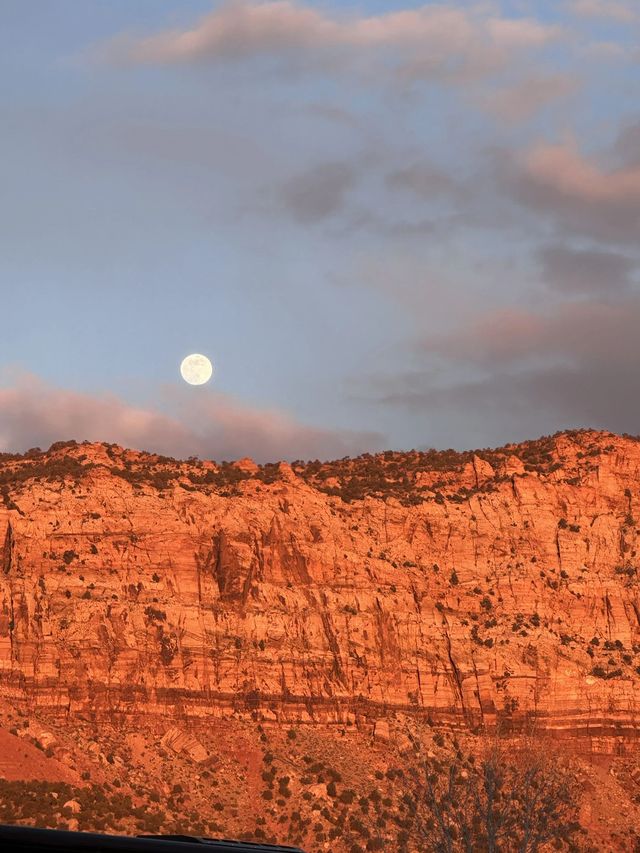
[615,565,636,578]
[144,606,166,622]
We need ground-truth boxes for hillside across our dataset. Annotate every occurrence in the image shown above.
[2,429,640,849]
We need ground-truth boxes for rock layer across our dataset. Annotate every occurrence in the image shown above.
[1,431,640,744]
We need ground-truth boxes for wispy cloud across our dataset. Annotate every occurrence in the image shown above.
[421,299,640,367]
[359,281,640,447]
[279,161,357,223]
[385,161,463,200]
[569,0,639,23]
[100,1,562,86]
[504,137,640,242]
[0,375,383,462]
[480,73,579,123]
[538,244,637,295]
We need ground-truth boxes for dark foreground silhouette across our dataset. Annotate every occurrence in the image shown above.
[0,825,306,852]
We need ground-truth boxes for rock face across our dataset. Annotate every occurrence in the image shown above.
[2,431,640,746]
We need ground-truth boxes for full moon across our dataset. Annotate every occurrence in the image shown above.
[180,353,213,386]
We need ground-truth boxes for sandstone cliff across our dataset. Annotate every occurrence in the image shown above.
[1,430,640,748]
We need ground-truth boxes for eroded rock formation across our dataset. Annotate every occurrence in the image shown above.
[1,430,640,745]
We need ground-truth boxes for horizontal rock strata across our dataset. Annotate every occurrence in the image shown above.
[1,431,640,742]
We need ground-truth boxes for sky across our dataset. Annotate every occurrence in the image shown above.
[1,0,639,461]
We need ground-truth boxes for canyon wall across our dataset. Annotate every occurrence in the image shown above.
[1,431,640,745]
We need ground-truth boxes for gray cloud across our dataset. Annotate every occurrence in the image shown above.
[0,375,384,462]
[503,138,640,243]
[279,161,357,224]
[371,361,640,449]
[421,298,640,368]
[358,287,640,447]
[569,0,639,23]
[614,121,640,168]
[538,244,637,295]
[385,161,462,200]
[480,73,579,123]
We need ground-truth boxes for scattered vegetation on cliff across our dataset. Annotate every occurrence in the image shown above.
[290,429,625,505]
[0,428,631,507]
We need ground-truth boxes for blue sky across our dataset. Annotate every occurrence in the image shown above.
[1,1,639,460]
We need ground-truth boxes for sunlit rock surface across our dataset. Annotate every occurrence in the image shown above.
[1,430,640,744]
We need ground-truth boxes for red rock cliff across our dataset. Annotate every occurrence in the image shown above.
[1,430,640,743]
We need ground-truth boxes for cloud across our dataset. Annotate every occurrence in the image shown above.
[422,299,640,367]
[0,375,383,462]
[385,161,462,200]
[279,161,357,223]
[614,121,640,168]
[538,244,637,295]
[361,290,640,447]
[275,155,473,232]
[371,361,640,449]
[481,73,579,123]
[485,18,561,50]
[569,0,638,23]
[523,139,640,203]
[102,1,561,84]
[504,138,640,242]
